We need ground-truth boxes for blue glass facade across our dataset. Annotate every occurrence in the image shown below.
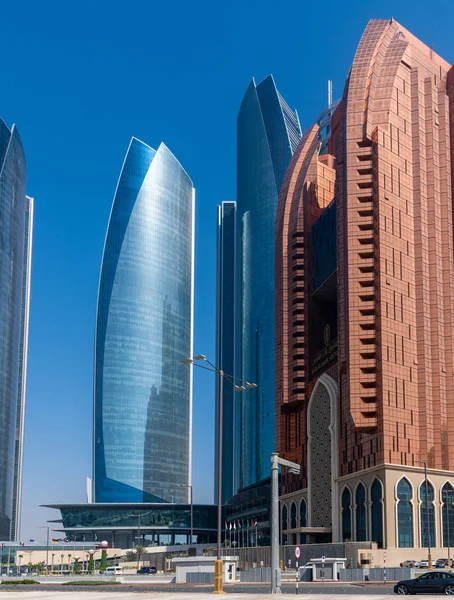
[215,201,237,503]
[312,199,337,292]
[0,119,30,540]
[44,503,217,548]
[94,138,194,504]
[236,76,301,488]
[11,195,33,541]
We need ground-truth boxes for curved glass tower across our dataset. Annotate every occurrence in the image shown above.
[0,119,31,540]
[236,76,301,489]
[94,138,194,504]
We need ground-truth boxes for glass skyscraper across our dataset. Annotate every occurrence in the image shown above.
[215,201,236,503]
[236,76,301,489]
[94,138,194,505]
[0,119,33,540]
[11,195,33,541]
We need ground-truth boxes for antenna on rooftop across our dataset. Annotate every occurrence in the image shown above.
[328,80,333,107]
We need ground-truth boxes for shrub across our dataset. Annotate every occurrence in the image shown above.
[1,579,40,585]
[62,580,121,586]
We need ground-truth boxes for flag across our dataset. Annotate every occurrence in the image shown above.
[233,521,236,530]
[254,519,258,528]
[225,521,227,530]
[247,519,250,529]
[1,544,4,548]
[94,534,98,541]
[229,522,232,530]
[52,539,59,544]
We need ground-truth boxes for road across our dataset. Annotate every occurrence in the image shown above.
[0,582,397,594]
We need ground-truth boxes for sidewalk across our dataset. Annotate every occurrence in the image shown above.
[0,594,400,599]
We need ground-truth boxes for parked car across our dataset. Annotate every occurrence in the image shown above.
[418,559,437,568]
[400,560,418,568]
[137,566,157,575]
[436,559,450,569]
[394,571,454,594]
[104,566,122,575]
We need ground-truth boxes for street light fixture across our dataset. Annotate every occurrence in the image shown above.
[181,354,256,594]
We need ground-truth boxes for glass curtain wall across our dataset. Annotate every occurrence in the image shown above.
[236,76,301,489]
[94,139,194,504]
[0,120,28,540]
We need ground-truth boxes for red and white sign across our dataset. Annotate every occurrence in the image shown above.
[295,546,301,559]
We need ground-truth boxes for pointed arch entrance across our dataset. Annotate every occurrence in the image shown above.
[307,373,339,541]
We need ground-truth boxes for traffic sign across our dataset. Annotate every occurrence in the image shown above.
[321,555,325,562]
[295,546,301,559]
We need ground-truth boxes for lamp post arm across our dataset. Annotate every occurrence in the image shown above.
[190,359,256,387]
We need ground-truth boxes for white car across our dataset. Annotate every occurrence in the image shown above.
[418,560,437,568]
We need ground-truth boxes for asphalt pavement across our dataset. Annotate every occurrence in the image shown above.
[0,583,397,595]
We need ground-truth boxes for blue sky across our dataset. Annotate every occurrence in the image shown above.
[1,0,452,541]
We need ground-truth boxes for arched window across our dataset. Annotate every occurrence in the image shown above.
[355,483,367,541]
[300,499,307,528]
[290,502,297,529]
[371,478,384,548]
[282,504,288,531]
[397,478,414,548]
[420,480,435,548]
[341,487,352,541]
[442,483,454,548]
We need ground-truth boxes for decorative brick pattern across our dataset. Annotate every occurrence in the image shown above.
[276,19,454,507]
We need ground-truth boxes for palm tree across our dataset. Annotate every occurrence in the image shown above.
[135,545,145,568]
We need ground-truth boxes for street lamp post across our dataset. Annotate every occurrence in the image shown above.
[38,526,50,575]
[270,453,301,594]
[417,460,432,569]
[181,354,256,595]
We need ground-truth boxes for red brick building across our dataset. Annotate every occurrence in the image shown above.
[275,19,454,559]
